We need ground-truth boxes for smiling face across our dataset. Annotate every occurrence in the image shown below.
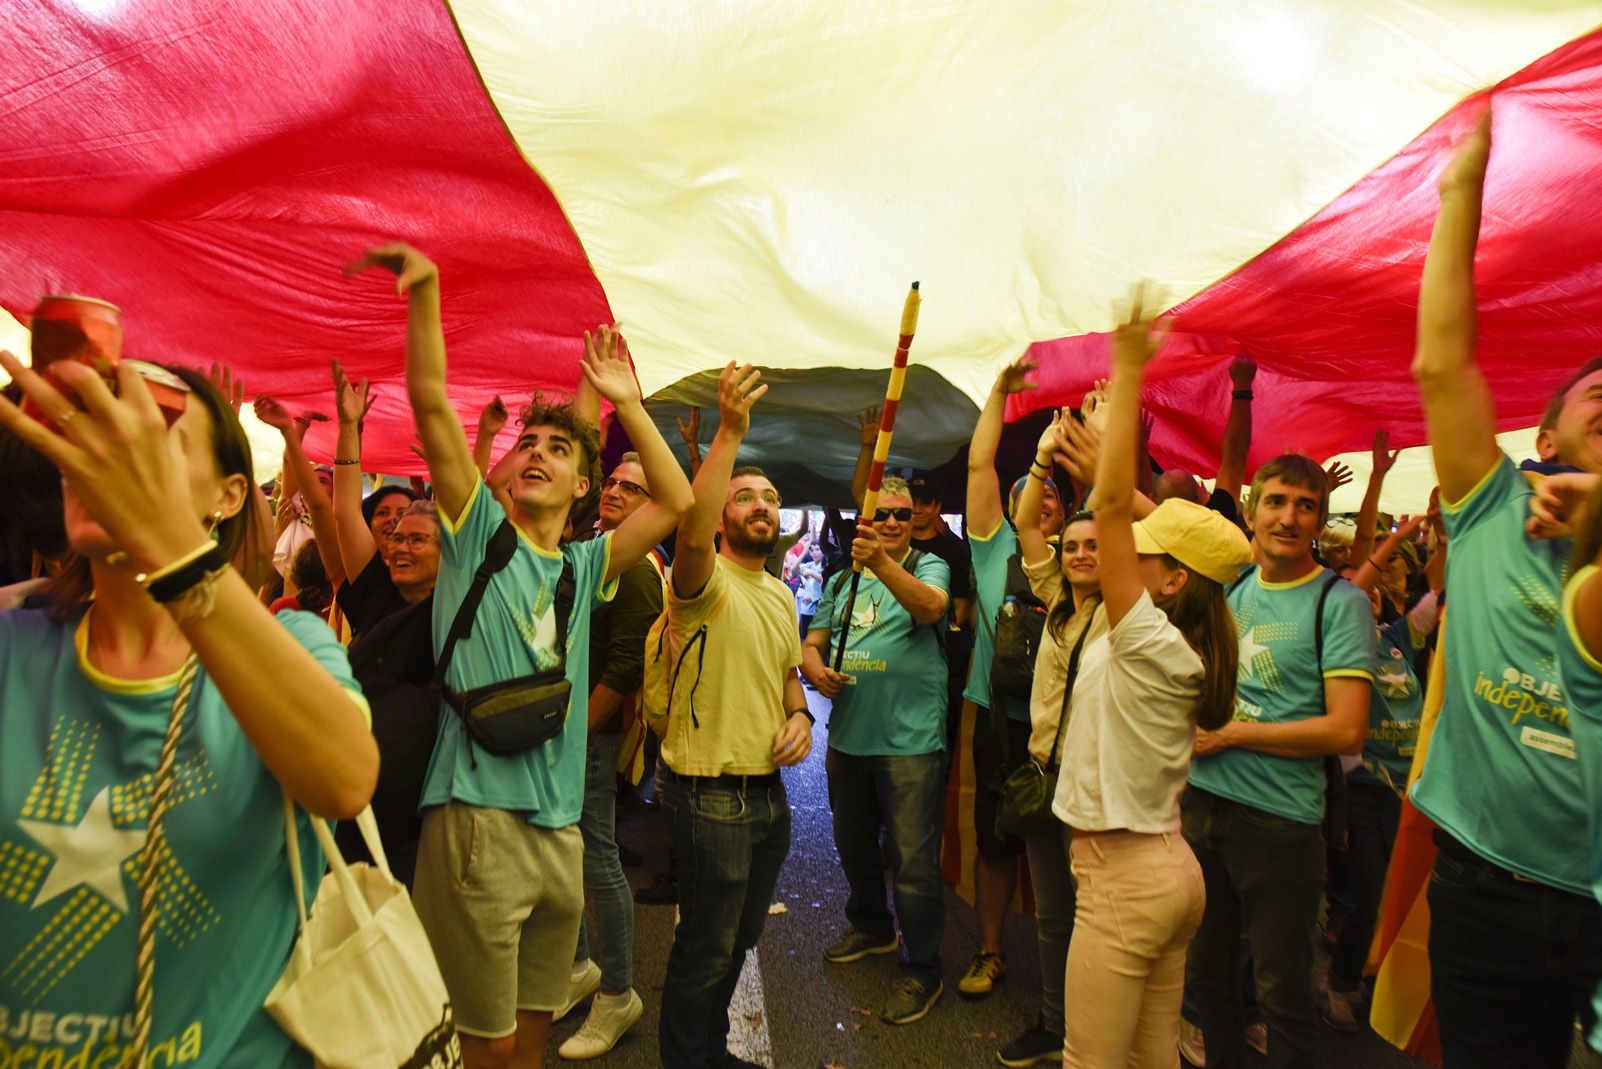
[909,494,943,538]
[1058,516,1099,596]
[597,459,649,531]
[719,474,781,557]
[1247,476,1324,569]
[386,512,440,594]
[1538,368,1602,474]
[871,490,915,561]
[507,423,590,515]
[367,489,412,552]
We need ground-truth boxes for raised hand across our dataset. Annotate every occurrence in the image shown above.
[994,357,1038,396]
[253,395,296,433]
[1440,107,1492,197]
[579,324,640,406]
[1139,406,1155,443]
[1050,412,1102,485]
[716,361,767,438]
[858,405,882,447]
[1229,354,1257,390]
[1371,429,1399,477]
[1081,377,1112,434]
[344,242,439,296]
[209,362,244,414]
[0,351,211,573]
[1324,461,1355,493]
[676,406,701,449]
[477,394,509,438]
[1110,284,1171,373]
[851,521,889,573]
[331,359,377,426]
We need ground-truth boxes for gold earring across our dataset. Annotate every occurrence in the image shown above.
[207,510,224,542]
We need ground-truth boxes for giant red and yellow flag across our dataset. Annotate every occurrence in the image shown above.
[4,2,1602,504]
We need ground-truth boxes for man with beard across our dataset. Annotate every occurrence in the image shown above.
[804,476,951,1025]
[655,362,813,1069]
[559,451,664,1059]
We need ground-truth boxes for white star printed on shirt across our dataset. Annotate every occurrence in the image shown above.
[16,786,145,913]
[1239,627,1271,678]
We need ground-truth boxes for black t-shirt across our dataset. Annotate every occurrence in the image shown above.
[912,524,974,603]
[336,554,410,639]
[1206,487,1246,531]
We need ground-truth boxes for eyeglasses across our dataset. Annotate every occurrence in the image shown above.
[388,532,437,550]
[602,477,650,498]
[732,489,781,508]
[873,507,913,522]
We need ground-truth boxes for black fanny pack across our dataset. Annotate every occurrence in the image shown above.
[435,520,576,758]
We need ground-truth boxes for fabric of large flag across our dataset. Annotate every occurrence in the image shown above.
[5,2,1602,505]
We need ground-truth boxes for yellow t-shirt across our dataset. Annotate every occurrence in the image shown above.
[662,556,802,775]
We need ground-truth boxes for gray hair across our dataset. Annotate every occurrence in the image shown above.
[404,499,440,523]
[880,475,911,499]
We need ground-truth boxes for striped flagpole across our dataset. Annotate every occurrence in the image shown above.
[123,656,201,1069]
[832,282,921,671]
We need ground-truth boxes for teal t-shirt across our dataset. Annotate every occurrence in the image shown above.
[966,520,1031,721]
[812,549,949,756]
[422,478,616,828]
[1409,457,1586,892]
[0,607,362,1069]
[1555,564,1602,1051]
[1190,567,1376,825]
[1353,615,1423,788]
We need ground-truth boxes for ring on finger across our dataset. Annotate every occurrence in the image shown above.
[56,408,79,427]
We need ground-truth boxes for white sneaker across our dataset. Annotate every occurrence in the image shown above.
[558,989,644,1060]
[554,960,603,1023]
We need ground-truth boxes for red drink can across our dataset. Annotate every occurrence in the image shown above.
[31,293,123,376]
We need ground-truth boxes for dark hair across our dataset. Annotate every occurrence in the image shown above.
[1154,555,1239,730]
[518,393,602,515]
[0,421,67,572]
[1540,356,1602,433]
[290,541,333,614]
[731,465,771,482]
[360,485,417,526]
[1247,454,1330,526]
[45,365,264,620]
[1047,511,1099,645]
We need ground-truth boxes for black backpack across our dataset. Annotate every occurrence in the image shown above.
[987,551,1049,703]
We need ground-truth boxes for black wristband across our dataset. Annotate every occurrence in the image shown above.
[789,707,816,725]
[146,544,229,603]
[1232,389,1253,400]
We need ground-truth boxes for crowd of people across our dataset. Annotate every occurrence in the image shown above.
[1,109,1600,1069]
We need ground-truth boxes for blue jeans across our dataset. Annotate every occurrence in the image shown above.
[658,767,791,1069]
[825,747,947,986]
[1428,830,1602,1069]
[573,730,633,992]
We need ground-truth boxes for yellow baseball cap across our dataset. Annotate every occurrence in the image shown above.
[1131,498,1253,585]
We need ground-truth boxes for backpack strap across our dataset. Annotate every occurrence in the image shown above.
[1312,570,1341,673]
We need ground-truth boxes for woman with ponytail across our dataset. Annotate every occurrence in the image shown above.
[1053,294,1253,1068]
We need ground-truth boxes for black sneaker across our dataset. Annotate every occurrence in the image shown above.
[823,928,900,964]
[880,977,943,1025]
[996,1020,1063,1066]
[716,1053,765,1069]
[633,871,677,905]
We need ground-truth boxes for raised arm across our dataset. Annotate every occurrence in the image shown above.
[850,526,948,625]
[472,395,509,476]
[1350,429,1399,567]
[675,406,703,479]
[1215,355,1256,499]
[1351,512,1426,593]
[850,406,880,508]
[0,354,377,819]
[1414,109,1501,504]
[329,359,379,579]
[580,327,696,584]
[1017,408,1070,565]
[347,243,479,520]
[254,396,344,585]
[968,358,1036,538]
[671,362,766,598]
[1096,297,1165,629]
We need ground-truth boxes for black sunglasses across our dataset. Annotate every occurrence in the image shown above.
[873,507,913,522]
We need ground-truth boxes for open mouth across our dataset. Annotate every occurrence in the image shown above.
[520,467,551,484]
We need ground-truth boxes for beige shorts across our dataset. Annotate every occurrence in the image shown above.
[413,803,584,1037]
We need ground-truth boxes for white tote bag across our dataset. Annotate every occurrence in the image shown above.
[265,799,463,1068]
